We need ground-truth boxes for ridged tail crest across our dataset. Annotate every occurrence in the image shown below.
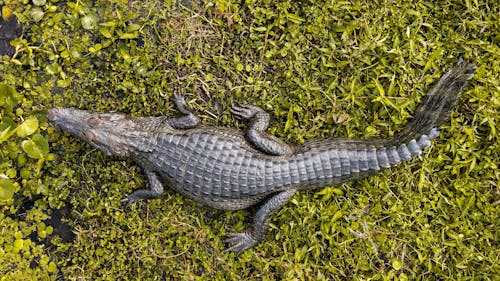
[376,58,476,167]
[295,59,476,181]
[393,58,476,144]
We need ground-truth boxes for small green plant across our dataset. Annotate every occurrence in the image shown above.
[0,83,49,202]
[0,81,60,278]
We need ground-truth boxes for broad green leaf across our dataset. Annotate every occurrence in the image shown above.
[33,0,46,6]
[45,63,60,75]
[126,23,141,33]
[57,79,71,88]
[0,83,19,111]
[16,117,39,137]
[21,134,49,159]
[13,239,24,249]
[0,178,15,201]
[30,7,45,22]
[119,32,139,39]
[331,210,343,222]
[99,27,114,38]
[9,38,28,48]
[0,117,17,143]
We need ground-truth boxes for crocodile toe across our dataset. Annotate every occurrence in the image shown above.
[224,231,259,256]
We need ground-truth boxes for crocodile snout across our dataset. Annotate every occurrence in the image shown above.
[47,107,60,122]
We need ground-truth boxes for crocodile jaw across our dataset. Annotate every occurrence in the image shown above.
[48,107,129,157]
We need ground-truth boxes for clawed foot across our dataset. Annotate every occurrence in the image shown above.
[169,91,200,129]
[230,103,264,120]
[120,194,141,207]
[173,91,192,115]
[223,230,259,256]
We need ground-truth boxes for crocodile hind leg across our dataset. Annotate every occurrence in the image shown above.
[224,189,297,255]
[167,92,200,129]
[231,104,293,156]
[121,170,164,204]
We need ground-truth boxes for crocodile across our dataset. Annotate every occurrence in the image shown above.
[47,59,476,255]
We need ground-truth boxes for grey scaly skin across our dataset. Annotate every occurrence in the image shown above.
[47,59,476,255]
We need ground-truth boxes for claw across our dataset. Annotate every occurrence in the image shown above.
[230,105,241,113]
[120,194,140,207]
[230,103,262,120]
[230,103,245,120]
[172,91,191,115]
[224,232,246,243]
[223,230,258,256]
[174,89,182,99]
[120,194,130,203]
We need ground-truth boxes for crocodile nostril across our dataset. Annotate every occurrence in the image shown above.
[47,108,59,122]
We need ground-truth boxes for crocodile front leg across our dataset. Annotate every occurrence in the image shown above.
[122,170,164,203]
[224,189,297,255]
[167,92,200,129]
[231,104,293,156]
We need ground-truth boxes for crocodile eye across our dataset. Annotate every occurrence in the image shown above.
[88,116,101,126]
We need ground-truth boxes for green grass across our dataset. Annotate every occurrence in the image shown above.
[0,0,498,279]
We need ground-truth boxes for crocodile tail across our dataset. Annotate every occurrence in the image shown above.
[370,59,476,170]
[352,59,476,170]
[284,60,476,187]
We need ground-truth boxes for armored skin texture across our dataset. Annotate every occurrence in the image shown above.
[47,59,476,255]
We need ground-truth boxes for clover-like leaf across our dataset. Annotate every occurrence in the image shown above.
[0,117,17,143]
[30,7,45,22]
[0,83,19,111]
[0,177,15,201]
[16,116,39,137]
[21,134,49,159]
[45,63,60,75]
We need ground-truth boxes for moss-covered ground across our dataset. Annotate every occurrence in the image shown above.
[0,0,498,279]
